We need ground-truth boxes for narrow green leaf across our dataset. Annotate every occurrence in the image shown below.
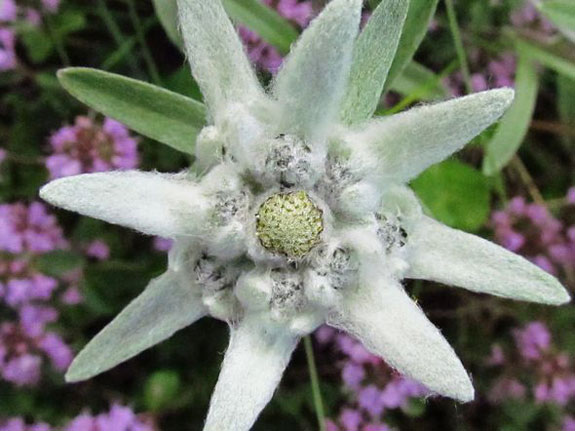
[557,75,575,152]
[57,68,206,155]
[515,35,575,80]
[223,0,299,54]
[384,0,439,92]
[152,0,184,48]
[483,54,539,175]
[340,0,409,124]
[412,160,490,232]
[537,1,575,42]
[389,60,448,100]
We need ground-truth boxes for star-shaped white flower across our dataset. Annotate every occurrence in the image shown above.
[40,1,570,430]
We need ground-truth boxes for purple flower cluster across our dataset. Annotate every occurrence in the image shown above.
[511,1,556,39]
[46,116,139,179]
[316,326,428,431]
[486,321,575,429]
[0,202,76,386]
[0,0,61,72]
[0,403,157,431]
[0,27,15,72]
[238,0,313,73]
[491,191,575,285]
[446,51,517,97]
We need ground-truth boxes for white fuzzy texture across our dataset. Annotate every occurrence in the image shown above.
[272,0,362,142]
[328,275,474,402]
[406,216,571,305]
[195,126,224,174]
[340,0,409,124]
[203,315,298,431]
[218,103,269,170]
[337,181,381,220]
[347,89,515,184]
[177,0,262,118]
[40,171,211,238]
[235,269,273,312]
[66,270,205,382]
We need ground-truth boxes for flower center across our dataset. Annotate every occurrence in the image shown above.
[256,191,323,258]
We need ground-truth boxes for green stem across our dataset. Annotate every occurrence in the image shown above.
[97,0,140,73]
[304,336,326,431]
[44,13,71,66]
[125,0,162,86]
[444,0,472,94]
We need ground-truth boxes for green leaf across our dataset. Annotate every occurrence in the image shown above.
[35,251,85,277]
[412,160,490,232]
[223,0,299,54]
[483,54,539,175]
[58,68,206,155]
[20,28,54,63]
[557,75,575,151]
[50,10,87,38]
[144,370,182,412]
[514,35,575,80]
[340,0,409,124]
[389,60,448,100]
[152,0,184,48]
[384,0,439,92]
[537,0,575,41]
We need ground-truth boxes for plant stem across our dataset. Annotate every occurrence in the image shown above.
[304,335,326,431]
[125,0,162,86]
[44,13,71,66]
[510,156,545,206]
[97,0,140,73]
[444,0,472,94]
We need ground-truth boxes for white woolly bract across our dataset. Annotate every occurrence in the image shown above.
[345,89,515,184]
[406,216,571,305]
[40,170,211,238]
[272,0,362,143]
[66,270,205,382]
[177,0,262,119]
[203,315,299,431]
[328,274,475,402]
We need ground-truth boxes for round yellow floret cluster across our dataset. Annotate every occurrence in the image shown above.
[256,191,324,259]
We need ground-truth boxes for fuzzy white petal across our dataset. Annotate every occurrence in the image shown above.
[272,0,362,142]
[204,315,299,431]
[177,0,262,117]
[66,270,205,382]
[40,171,211,238]
[406,216,571,305]
[328,278,474,402]
[340,0,409,124]
[346,89,514,183]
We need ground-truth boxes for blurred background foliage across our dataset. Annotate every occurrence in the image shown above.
[0,0,574,430]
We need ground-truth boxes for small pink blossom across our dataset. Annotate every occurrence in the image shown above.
[46,116,139,179]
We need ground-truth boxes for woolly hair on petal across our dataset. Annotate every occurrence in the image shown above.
[345,88,514,184]
[66,271,206,382]
[203,315,299,431]
[273,0,363,143]
[406,216,570,305]
[177,0,263,119]
[40,170,212,238]
[328,276,474,402]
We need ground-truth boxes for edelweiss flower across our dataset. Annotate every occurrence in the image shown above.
[40,0,570,430]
